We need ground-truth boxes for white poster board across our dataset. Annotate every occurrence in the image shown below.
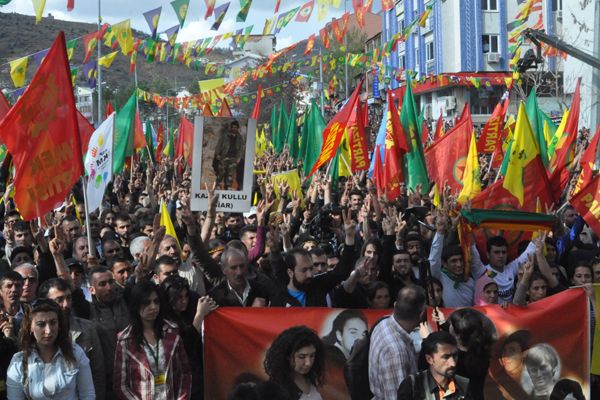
[191,116,256,212]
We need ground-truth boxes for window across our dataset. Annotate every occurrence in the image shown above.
[552,0,562,11]
[481,0,498,11]
[398,18,405,32]
[482,34,499,53]
[426,41,434,61]
[399,53,406,69]
[415,48,419,67]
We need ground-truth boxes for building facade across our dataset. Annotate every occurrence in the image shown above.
[75,86,94,123]
[381,0,569,125]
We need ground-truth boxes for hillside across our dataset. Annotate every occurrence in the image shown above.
[0,11,233,95]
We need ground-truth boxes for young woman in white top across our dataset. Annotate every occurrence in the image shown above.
[6,298,95,399]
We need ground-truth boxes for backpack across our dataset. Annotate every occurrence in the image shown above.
[344,316,390,400]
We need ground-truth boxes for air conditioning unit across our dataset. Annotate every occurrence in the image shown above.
[439,96,456,111]
[487,52,501,63]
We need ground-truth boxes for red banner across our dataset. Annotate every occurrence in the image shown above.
[204,289,589,399]
[477,98,508,154]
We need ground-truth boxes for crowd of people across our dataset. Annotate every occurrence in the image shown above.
[0,118,598,400]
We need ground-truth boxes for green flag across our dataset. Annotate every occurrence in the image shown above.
[237,0,253,22]
[285,103,298,161]
[270,103,278,148]
[275,99,288,154]
[170,0,190,27]
[144,121,155,162]
[113,93,137,174]
[300,100,326,177]
[525,88,555,167]
[400,78,429,192]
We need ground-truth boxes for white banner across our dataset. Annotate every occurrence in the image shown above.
[191,116,256,212]
[85,112,115,213]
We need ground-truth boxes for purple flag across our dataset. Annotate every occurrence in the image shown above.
[164,25,180,47]
[211,2,230,30]
[31,49,49,67]
[143,6,162,39]
[83,60,97,89]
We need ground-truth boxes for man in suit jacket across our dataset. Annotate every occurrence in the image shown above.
[209,246,268,307]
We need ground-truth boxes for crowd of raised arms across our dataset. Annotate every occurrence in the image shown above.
[0,125,598,400]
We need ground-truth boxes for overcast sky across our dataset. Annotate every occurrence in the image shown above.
[0,0,376,49]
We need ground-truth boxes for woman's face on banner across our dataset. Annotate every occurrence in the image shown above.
[500,341,524,375]
[336,318,367,354]
[291,344,317,376]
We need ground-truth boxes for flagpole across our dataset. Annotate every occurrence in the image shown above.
[319,48,325,116]
[80,176,95,258]
[343,0,349,99]
[97,0,103,126]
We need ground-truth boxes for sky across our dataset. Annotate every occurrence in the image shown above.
[0,0,372,50]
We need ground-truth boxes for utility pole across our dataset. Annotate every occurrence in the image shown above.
[344,0,349,99]
[97,0,103,126]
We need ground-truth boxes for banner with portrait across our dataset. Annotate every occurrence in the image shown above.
[191,116,256,212]
[203,288,590,399]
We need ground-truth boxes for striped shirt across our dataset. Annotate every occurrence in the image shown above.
[368,316,418,400]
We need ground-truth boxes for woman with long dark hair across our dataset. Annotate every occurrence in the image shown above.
[264,326,326,400]
[160,275,218,399]
[6,298,95,399]
[448,308,496,400]
[114,280,191,399]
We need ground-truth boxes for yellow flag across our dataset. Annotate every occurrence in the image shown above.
[160,200,179,246]
[98,51,119,68]
[317,0,329,21]
[458,132,482,204]
[502,102,539,206]
[111,19,134,55]
[547,108,570,162]
[338,131,352,178]
[431,183,441,208]
[9,56,28,87]
[32,0,46,24]
[271,169,303,200]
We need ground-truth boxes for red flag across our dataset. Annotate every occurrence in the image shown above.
[67,0,74,11]
[383,91,408,200]
[570,173,600,236]
[202,103,213,117]
[424,104,473,194]
[304,34,315,56]
[421,118,430,147]
[129,38,142,75]
[176,115,194,168]
[251,84,262,120]
[319,27,331,49]
[218,99,232,117]
[470,157,553,263]
[82,31,98,63]
[155,122,164,161]
[0,91,10,121]
[98,23,110,41]
[134,110,147,150]
[573,124,600,195]
[549,78,581,201]
[76,111,95,156]
[372,144,385,197]
[308,80,364,178]
[0,32,83,220]
[433,110,444,142]
[361,100,368,129]
[381,0,394,11]
[477,98,509,154]
[105,102,114,118]
[275,0,281,13]
[331,13,349,44]
[348,101,369,172]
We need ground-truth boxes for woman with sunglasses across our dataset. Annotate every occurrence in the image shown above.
[114,280,191,399]
[6,298,95,399]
